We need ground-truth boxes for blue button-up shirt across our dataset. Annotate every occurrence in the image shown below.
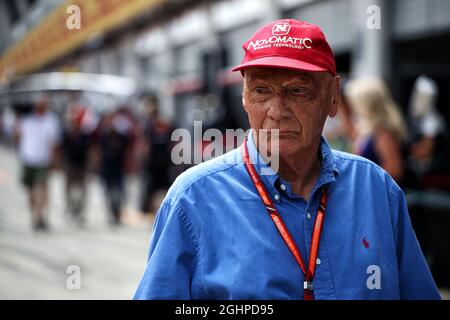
[134,132,440,300]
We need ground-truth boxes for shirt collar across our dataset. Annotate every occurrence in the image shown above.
[246,130,279,188]
[246,130,339,198]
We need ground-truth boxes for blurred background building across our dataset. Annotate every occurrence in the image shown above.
[1,0,450,126]
[0,0,449,298]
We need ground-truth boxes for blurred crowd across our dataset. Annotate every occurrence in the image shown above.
[324,74,449,189]
[1,74,449,233]
[5,91,176,231]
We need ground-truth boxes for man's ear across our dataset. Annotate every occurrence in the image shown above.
[328,76,340,118]
[242,79,248,112]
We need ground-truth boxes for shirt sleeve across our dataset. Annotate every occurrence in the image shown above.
[134,202,200,300]
[391,184,441,300]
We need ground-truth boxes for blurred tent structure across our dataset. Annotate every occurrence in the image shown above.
[0,71,137,118]
[2,72,136,96]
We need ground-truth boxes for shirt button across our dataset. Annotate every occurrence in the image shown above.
[306,212,312,220]
[274,194,280,201]
[280,184,286,191]
[316,258,321,265]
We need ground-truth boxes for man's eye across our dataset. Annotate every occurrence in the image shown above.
[254,87,271,94]
[290,87,306,95]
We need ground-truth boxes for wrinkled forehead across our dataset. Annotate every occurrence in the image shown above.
[243,67,328,85]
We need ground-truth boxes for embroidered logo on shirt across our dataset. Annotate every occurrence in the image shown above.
[362,237,370,249]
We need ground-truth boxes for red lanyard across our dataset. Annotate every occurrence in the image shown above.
[242,139,328,300]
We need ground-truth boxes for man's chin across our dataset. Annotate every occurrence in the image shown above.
[272,139,302,156]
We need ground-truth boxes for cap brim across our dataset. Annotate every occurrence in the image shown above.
[231,56,328,74]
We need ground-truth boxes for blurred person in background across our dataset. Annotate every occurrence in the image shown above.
[139,93,174,215]
[1,106,17,145]
[346,77,408,183]
[407,75,449,181]
[62,97,98,226]
[99,107,134,225]
[404,75,450,288]
[13,94,61,231]
[323,79,355,152]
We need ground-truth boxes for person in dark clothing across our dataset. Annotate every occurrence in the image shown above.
[139,94,174,214]
[62,103,97,225]
[99,109,133,225]
[408,75,449,178]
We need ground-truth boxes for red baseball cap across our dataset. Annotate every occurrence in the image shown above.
[232,19,336,76]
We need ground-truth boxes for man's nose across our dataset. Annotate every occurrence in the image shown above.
[267,93,292,121]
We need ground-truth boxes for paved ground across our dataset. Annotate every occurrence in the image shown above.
[0,144,154,299]
[1,144,449,300]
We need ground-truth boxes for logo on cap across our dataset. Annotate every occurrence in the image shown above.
[233,19,337,76]
[272,23,291,36]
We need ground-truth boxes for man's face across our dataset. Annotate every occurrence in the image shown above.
[242,67,339,156]
[34,98,48,115]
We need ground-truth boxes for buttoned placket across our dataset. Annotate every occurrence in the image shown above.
[247,133,338,299]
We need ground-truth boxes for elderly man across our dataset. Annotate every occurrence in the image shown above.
[134,19,440,300]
